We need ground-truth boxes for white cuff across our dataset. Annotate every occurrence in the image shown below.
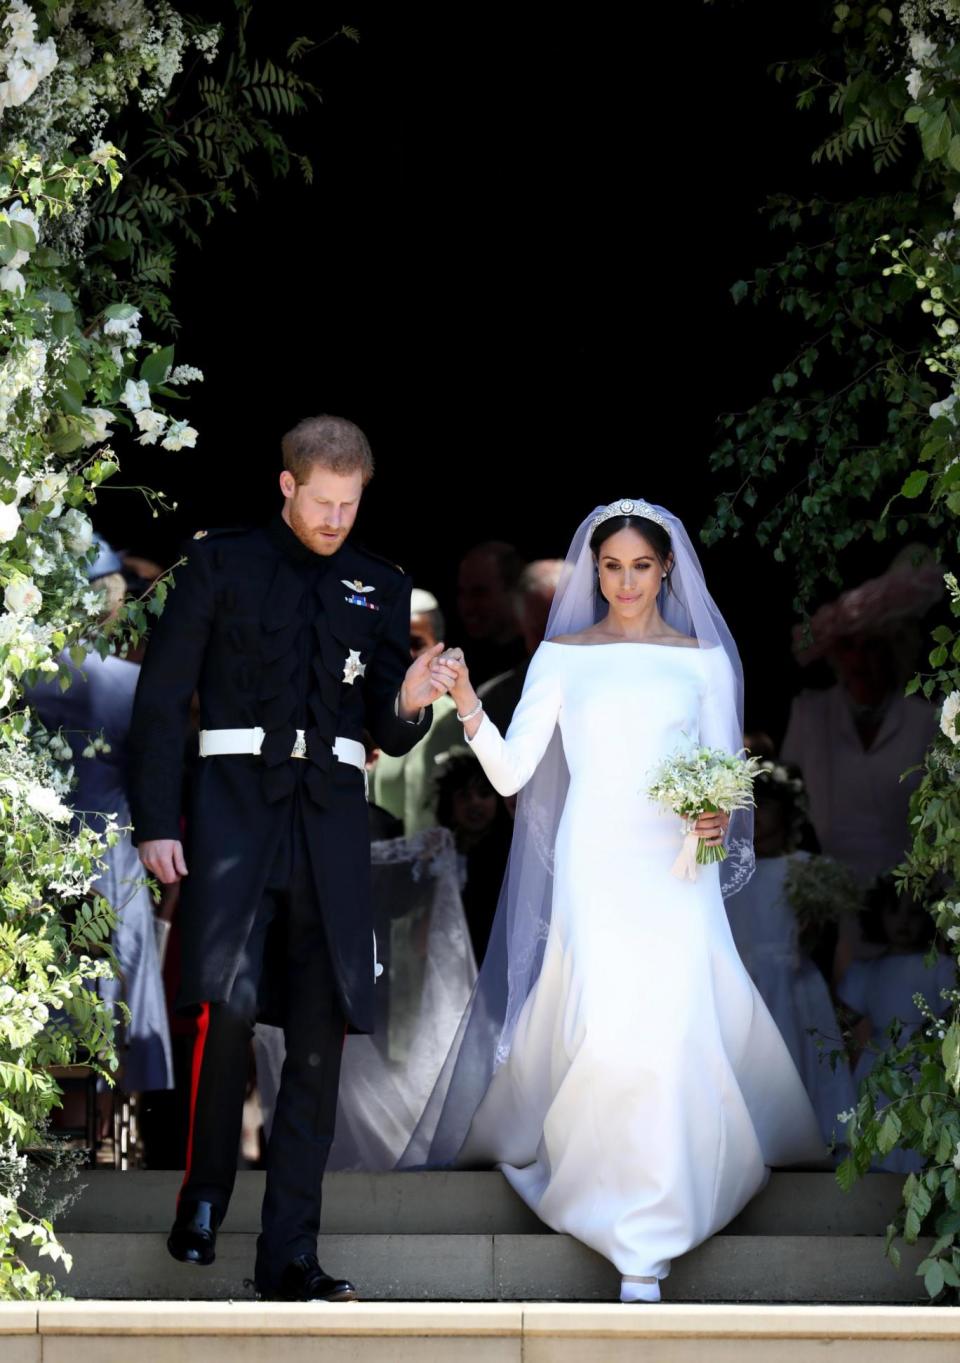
[395,691,425,726]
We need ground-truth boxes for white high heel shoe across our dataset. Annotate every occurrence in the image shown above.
[620,1275,661,1303]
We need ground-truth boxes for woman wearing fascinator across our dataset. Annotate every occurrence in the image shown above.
[409,500,824,1303]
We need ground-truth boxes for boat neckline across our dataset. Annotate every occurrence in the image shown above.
[543,639,703,651]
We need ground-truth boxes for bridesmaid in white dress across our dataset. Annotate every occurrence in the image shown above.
[421,499,824,1303]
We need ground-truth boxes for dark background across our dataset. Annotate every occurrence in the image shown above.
[93,4,865,738]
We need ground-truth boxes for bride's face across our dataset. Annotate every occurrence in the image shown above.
[595,527,668,618]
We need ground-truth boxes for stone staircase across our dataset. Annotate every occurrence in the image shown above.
[49,1169,929,1303]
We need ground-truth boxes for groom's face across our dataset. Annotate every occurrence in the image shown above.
[280,464,364,556]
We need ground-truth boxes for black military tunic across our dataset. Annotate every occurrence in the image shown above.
[128,514,431,1033]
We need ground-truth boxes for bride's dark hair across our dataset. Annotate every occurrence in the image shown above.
[589,514,674,596]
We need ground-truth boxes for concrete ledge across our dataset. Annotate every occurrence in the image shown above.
[44,1230,933,1303]
[56,1169,902,1236]
[36,1301,523,1335]
[4,1300,960,1338]
[0,1304,38,1332]
[521,1303,960,1338]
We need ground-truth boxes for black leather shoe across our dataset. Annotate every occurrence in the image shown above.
[167,1200,221,1266]
[257,1253,359,1302]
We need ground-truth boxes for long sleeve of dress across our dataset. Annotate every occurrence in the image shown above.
[466,643,562,797]
[698,645,739,756]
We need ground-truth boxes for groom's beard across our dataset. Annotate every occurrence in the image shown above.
[287,501,350,556]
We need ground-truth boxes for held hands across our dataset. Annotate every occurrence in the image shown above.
[139,838,188,885]
[429,647,476,714]
[692,810,730,848]
[400,642,456,716]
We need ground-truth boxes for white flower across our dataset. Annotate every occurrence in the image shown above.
[929,393,958,421]
[80,406,113,446]
[836,1108,856,1125]
[134,407,167,444]
[161,420,198,451]
[166,365,203,385]
[953,195,960,222]
[947,926,960,942]
[89,140,119,166]
[34,469,67,516]
[954,1140,960,1173]
[942,691,960,745]
[82,588,104,616]
[0,266,25,296]
[60,508,93,556]
[910,30,937,65]
[12,473,31,504]
[24,783,69,822]
[104,310,141,340]
[122,378,151,413]
[907,68,924,100]
[2,0,37,46]
[2,200,38,268]
[3,573,41,616]
[0,499,20,543]
[939,317,959,337]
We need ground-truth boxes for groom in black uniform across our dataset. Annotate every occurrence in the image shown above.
[128,414,446,1301]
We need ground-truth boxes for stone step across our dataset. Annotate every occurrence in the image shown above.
[58,1169,903,1237]
[5,1301,960,1363]
[50,1232,931,1303]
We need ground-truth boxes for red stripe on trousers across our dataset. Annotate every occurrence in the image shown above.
[179,1002,211,1203]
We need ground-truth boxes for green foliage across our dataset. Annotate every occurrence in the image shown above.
[710,0,960,1300]
[0,0,348,1298]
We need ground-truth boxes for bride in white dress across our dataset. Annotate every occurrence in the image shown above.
[409,499,824,1303]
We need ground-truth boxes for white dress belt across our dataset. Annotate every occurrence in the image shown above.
[198,727,366,773]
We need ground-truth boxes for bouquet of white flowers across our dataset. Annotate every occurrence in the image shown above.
[648,744,761,881]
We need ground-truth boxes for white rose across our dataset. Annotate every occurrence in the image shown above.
[941,691,960,745]
[134,407,167,444]
[910,31,937,65]
[4,573,42,615]
[0,499,21,543]
[60,508,93,555]
[80,406,114,447]
[0,266,25,296]
[2,55,40,108]
[161,420,198,451]
[4,1,38,45]
[940,317,959,337]
[907,68,924,100]
[13,473,32,503]
[122,378,151,413]
[34,469,68,516]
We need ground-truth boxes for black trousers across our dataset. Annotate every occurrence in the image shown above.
[179,810,345,1282]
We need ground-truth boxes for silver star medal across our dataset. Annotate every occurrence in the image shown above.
[343,649,366,685]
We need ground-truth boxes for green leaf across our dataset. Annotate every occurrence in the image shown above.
[139,344,174,387]
[948,135,960,172]
[102,302,139,321]
[901,469,930,498]
[922,111,952,161]
[878,1110,903,1155]
[925,1260,945,1297]
[9,219,34,253]
[905,1206,922,1242]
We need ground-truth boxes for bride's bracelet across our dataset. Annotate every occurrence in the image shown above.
[457,698,483,723]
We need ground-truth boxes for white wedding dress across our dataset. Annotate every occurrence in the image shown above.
[458,639,825,1282]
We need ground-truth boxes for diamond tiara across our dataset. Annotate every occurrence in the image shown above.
[589,499,670,536]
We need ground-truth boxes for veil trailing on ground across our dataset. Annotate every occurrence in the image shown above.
[400,498,754,1167]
